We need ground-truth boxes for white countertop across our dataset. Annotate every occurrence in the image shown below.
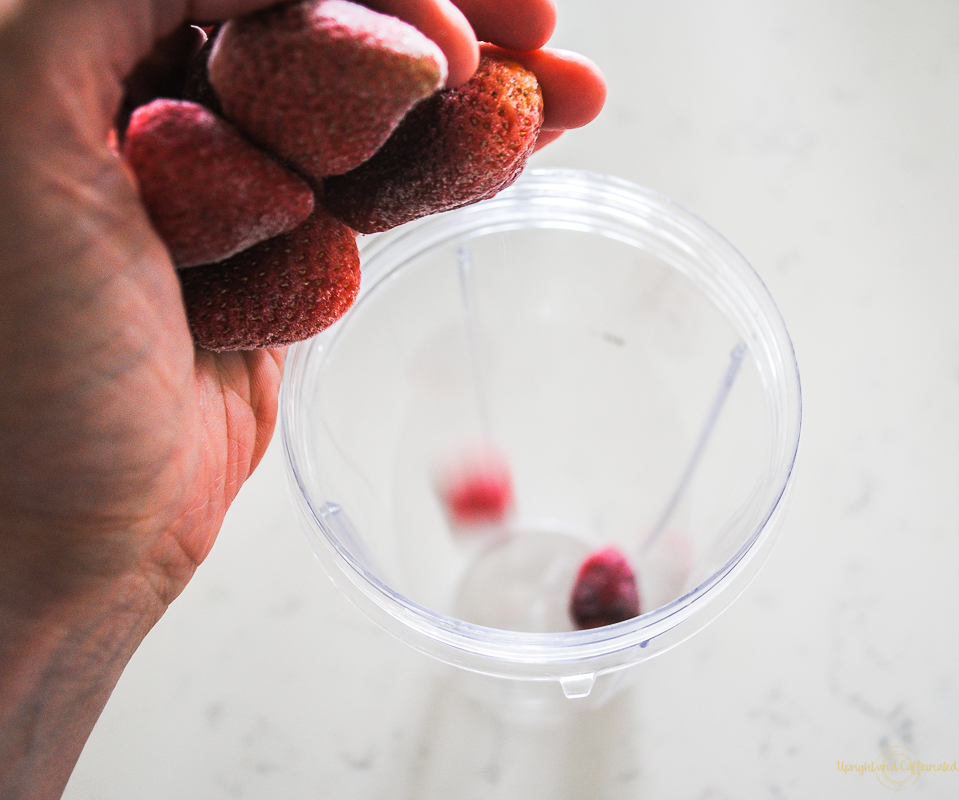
[65,1,959,797]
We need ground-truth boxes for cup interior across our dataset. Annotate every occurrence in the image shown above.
[282,169,800,696]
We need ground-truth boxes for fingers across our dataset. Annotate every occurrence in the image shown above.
[191,0,482,88]
[451,0,556,53]
[184,0,596,112]
[360,0,478,86]
[345,0,564,88]
[186,1,289,21]
[533,128,564,152]
[152,2,276,39]
[151,1,604,142]
[481,44,606,131]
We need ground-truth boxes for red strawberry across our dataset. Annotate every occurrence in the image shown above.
[208,0,448,181]
[179,206,360,351]
[323,48,544,233]
[569,547,641,630]
[437,449,514,526]
[123,99,315,268]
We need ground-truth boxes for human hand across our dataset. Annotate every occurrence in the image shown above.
[0,1,604,796]
[0,0,605,624]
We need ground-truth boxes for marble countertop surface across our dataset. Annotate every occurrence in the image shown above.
[65,1,959,798]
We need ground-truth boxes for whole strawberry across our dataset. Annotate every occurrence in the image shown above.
[123,99,315,268]
[323,48,544,233]
[179,206,360,351]
[207,0,448,180]
[569,546,641,630]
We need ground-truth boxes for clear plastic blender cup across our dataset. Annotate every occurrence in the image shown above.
[281,168,801,704]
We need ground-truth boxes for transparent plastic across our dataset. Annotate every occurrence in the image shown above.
[281,169,801,703]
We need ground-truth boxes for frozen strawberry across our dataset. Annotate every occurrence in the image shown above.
[324,48,543,233]
[179,206,360,351]
[123,99,315,268]
[437,449,514,526]
[208,0,448,180]
[569,547,641,630]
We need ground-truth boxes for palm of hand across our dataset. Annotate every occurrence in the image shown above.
[0,105,281,608]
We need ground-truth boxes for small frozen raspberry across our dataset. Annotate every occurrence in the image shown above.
[437,449,514,527]
[569,546,641,630]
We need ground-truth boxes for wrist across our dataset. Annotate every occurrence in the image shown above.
[0,570,167,800]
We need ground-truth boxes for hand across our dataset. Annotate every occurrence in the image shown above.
[0,1,604,796]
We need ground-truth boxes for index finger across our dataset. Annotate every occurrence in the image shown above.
[451,0,557,53]
[360,0,478,86]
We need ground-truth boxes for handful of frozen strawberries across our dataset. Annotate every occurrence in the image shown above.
[121,0,561,351]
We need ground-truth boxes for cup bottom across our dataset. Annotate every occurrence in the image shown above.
[454,524,591,633]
